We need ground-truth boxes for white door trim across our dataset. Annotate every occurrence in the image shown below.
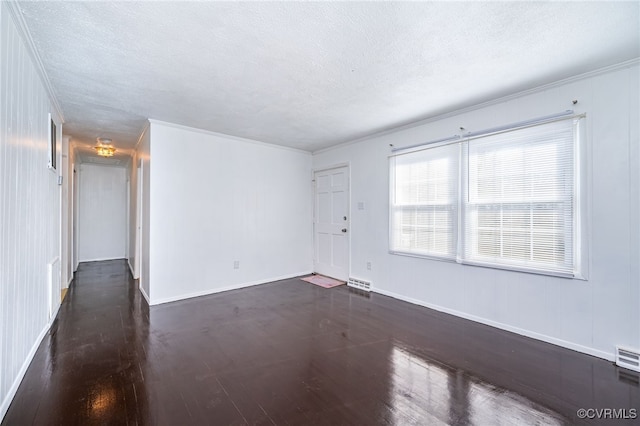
[72,163,78,272]
[134,160,143,280]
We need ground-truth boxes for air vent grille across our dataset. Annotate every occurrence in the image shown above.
[616,346,640,372]
[348,277,371,292]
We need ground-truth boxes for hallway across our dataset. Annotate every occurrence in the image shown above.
[3,260,638,425]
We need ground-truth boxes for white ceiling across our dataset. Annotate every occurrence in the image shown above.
[17,1,640,155]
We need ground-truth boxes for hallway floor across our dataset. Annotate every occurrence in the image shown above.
[3,260,638,425]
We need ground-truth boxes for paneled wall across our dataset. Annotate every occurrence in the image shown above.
[78,164,127,262]
[313,62,640,360]
[0,3,62,418]
[146,121,313,305]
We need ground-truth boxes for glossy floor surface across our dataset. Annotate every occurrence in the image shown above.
[4,260,639,425]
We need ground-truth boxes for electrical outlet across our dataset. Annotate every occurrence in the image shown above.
[233,260,240,269]
[366,261,371,270]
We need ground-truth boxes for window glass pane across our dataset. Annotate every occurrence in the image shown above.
[463,119,576,274]
[390,143,459,259]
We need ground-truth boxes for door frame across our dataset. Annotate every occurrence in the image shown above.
[125,176,130,262]
[134,159,143,280]
[312,163,351,281]
[73,162,79,271]
[69,161,75,282]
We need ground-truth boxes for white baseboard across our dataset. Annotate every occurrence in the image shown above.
[372,286,615,362]
[49,302,61,324]
[78,256,126,263]
[0,320,52,421]
[66,274,73,287]
[149,271,313,306]
[127,258,134,276]
[139,284,150,305]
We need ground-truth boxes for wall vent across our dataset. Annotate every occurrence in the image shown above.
[348,277,371,292]
[616,346,640,372]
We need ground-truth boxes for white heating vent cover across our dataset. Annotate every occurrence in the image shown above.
[348,277,371,292]
[616,346,640,372]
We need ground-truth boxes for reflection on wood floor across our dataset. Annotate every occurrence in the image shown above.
[3,260,638,425]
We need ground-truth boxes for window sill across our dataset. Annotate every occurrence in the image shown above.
[389,250,586,280]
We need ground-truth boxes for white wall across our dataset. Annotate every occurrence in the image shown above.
[313,62,640,360]
[0,2,63,419]
[78,164,127,262]
[146,121,313,305]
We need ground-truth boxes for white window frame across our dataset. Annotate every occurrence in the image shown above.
[389,142,459,261]
[389,113,587,279]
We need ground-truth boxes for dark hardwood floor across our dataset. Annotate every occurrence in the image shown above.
[3,260,639,425]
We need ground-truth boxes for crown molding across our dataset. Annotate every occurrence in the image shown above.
[5,1,64,123]
[147,119,312,155]
[313,57,640,155]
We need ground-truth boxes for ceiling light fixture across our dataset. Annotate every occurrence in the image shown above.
[94,138,116,157]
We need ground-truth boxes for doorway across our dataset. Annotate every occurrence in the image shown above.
[313,165,350,281]
[78,164,128,262]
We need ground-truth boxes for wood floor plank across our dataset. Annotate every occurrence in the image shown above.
[2,259,638,425]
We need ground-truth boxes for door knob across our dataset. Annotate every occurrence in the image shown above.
[342,228,347,233]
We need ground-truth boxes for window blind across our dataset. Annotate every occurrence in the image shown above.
[461,118,576,275]
[390,143,459,259]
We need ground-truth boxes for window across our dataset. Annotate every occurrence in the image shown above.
[390,115,583,277]
[462,119,576,275]
[390,143,459,259]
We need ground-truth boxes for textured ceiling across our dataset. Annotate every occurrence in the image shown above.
[17,1,640,155]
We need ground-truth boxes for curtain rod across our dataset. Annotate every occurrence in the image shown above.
[390,109,577,155]
[391,134,460,153]
[463,110,575,139]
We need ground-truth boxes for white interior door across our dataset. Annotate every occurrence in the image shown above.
[314,166,349,281]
